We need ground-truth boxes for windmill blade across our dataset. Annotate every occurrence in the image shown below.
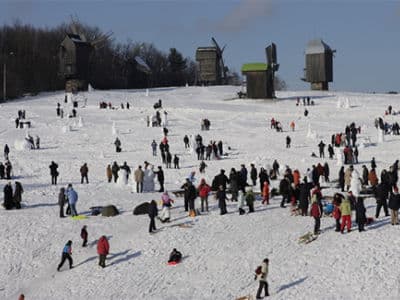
[69,15,80,35]
[91,31,114,48]
[211,37,222,53]
[221,44,226,53]
[135,56,152,74]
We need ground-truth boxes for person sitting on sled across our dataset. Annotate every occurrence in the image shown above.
[168,248,182,263]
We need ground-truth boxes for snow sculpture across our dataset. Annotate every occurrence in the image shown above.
[350,170,361,196]
[117,169,128,185]
[378,129,384,143]
[78,116,84,127]
[162,111,168,127]
[112,122,118,136]
[14,140,31,151]
[143,166,155,192]
[62,125,71,133]
[145,89,149,97]
[336,151,344,166]
[344,97,350,109]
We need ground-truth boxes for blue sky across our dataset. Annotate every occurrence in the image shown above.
[1,0,400,92]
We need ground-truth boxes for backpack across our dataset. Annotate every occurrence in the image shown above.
[255,266,262,275]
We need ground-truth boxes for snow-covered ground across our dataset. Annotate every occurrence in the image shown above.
[1,86,400,299]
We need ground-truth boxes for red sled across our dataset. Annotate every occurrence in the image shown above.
[167,260,181,266]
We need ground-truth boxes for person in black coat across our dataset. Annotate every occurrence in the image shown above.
[148,200,158,233]
[0,162,4,179]
[4,144,10,160]
[298,178,311,216]
[181,179,196,212]
[3,182,13,209]
[229,168,239,201]
[338,166,345,192]
[217,140,223,156]
[250,164,257,186]
[49,161,59,185]
[371,157,377,169]
[154,166,165,192]
[318,141,325,158]
[183,135,190,148]
[361,165,369,187]
[388,187,400,225]
[355,197,366,232]
[258,168,269,194]
[216,185,228,215]
[279,177,291,208]
[13,181,23,209]
[375,183,389,218]
[328,144,335,159]
[173,155,179,169]
[212,169,229,191]
[323,162,330,182]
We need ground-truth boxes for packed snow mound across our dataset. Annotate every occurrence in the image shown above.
[14,139,31,151]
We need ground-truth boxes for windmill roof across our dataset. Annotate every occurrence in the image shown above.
[305,39,332,54]
[241,63,268,72]
[197,47,217,52]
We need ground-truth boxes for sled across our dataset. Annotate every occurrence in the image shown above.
[298,232,318,244]
[71,215,88,220]
[167,260,181,266]
[236,295,253,300]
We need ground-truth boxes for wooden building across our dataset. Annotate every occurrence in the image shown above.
[195,47,221,85]
[302,39,335,91]
[59,34,93,92]
[241,63,274,99]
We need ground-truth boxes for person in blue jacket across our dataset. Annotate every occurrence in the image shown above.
[57,240,73,271]
[66,184,78,216]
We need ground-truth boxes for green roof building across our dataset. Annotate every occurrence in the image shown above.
[241,63,274,99]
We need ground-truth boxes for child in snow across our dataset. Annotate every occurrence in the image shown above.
[57,240,73,271]
[340,196,352,233]
[81,225,88,247]
[245,187,255,213]
[168,248,182,263]
[159,191,174,222]
[333,193,343,232]
[255,258,269,299]
[310,197,322,235]
[238,190,246,215]
[97,236,110,268]
[262,181,270,205]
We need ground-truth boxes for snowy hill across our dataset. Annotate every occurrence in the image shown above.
[1,86,400,299]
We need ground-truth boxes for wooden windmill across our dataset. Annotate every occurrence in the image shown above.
[241,42,279,99]
[195,37,228,85]
[59,17,113,92]
[302,39,335,91]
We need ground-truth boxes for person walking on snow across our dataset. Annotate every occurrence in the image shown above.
[340,196,352,233]
[262,181,270,205]
[66,184,78,217]
[49,161,59,185]
[97,236,110,268]
[106,164,112,183]
[310,196,322,235]
[318,141,326,158]
[255,258,269,299]
[80,163,89,184]
[159,191,174,222]
[81,225,88,247]
[198,178,211,212]
[286,136,291,148]
[57,240,73,271]
[151,140,157,156]
[58,187,67,218]
[148,200,158,233]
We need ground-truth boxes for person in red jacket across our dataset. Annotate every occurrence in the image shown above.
[262,181,270,205]
[198,178,211,212]
[310,198,322,235]
[97,235,110,268]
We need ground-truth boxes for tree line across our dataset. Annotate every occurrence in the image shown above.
[0,21,198,100]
